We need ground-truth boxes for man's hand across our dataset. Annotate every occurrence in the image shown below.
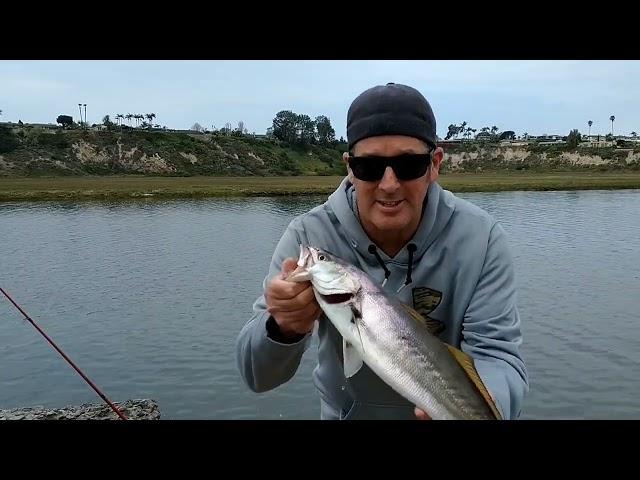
[415,407,431,420]
[266,258,321,338]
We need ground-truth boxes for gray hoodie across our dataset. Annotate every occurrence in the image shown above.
[236,177,529,420]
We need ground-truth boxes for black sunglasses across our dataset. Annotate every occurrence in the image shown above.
[347,152,433,182]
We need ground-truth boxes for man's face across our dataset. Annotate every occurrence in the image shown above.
[343,135,443,243]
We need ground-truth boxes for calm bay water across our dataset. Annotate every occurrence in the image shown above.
[1,189,639,419]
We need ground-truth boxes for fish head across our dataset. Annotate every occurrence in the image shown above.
[288,245,368,378]
[288,245,361,303]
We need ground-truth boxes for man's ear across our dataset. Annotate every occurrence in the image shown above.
[431,147,444,172]
[343,151,354,182]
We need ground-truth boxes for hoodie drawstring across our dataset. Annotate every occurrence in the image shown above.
[368,243,417,292]
[397,243,417,293]
[368,244,391,287]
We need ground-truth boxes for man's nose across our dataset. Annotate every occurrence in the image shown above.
[378,166,400,192]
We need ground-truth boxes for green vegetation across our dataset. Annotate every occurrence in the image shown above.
[0,128,349,177]
[1,121,640,201]
[1,172,640,201]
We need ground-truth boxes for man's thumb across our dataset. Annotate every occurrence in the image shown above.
[281,257,299,276]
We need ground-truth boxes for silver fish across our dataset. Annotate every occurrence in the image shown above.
[288,245,501,420]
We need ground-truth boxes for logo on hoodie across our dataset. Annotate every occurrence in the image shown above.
[412,287,445,336]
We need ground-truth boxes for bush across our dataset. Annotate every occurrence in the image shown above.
[0,126,20,153]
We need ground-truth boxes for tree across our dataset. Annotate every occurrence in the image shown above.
[445,123,466,140]
[445,124,458,140]
[272,110,298,144]
[237,121,244,134]
[610,115,615,135]
[631,132,637,139]
[56,115,73,128]
[191,122,203,132]
[588,120,593,137]
[315,115,336,145]
[499,131,516,140]
[146,113,156,129]
[567,129,581,149]
[296,114,316,145]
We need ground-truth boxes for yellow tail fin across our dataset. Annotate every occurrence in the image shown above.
[400,302,502,419]
[445,344,502,420]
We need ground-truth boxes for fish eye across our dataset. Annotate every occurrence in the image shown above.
[318,254,326,261]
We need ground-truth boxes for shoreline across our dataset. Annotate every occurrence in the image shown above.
[1,172,640,201]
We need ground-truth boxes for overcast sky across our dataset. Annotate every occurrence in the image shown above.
[1,60,638,138]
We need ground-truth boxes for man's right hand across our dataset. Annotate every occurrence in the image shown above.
[266,258,321,339]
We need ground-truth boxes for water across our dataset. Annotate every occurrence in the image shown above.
[1,189,639,420]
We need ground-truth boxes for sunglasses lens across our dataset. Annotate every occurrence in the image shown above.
[350,158,384,181]
[349,154,431,182]
[393,155,430,180]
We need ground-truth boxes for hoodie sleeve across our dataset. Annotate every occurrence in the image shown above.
[235,220,313,393]
[460,222,529,419]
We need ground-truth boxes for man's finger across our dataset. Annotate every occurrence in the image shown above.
[268,279,310,301]
[281,258,299,277]
[267,287,316,312]
[414,407,431,420]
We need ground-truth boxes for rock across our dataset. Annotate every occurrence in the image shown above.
[0,399,160,420]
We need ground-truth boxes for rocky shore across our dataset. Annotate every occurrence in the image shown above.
[0,398,160,420]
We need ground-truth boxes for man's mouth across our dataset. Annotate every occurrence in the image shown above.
[377,200,403,207]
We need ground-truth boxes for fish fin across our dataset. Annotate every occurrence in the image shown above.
[399,303,444,336]
[399,302,428,326]
[343,337,363,378]
[445,344,503,420]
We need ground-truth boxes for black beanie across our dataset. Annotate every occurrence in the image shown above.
[346,83,437,151]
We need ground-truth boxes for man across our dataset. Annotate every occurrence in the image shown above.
[236,83,529,420]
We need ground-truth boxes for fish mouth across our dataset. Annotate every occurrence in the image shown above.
[286,245,313,282]
[319,293,353,304]
[287,264,312,282]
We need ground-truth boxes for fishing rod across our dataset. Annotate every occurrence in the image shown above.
[0,287,128,420]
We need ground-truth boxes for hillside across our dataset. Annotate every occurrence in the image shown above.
[0,127,347,177]
[1,126,639,178]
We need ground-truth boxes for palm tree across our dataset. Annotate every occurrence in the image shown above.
[588,120,593,138]
[125,113,133,126]
[146,113,156,129]
[610,115,615,136]
[459,121,467,140]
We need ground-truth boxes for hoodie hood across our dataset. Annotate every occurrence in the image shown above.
[328,176,455,264]
[326,176,456,290]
